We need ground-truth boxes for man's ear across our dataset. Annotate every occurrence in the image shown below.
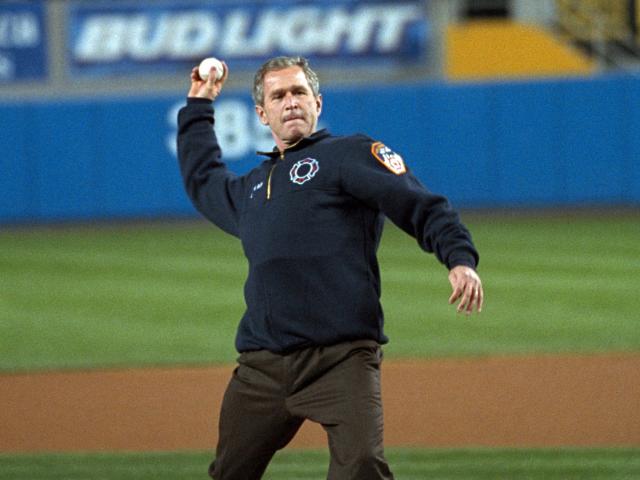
[316,94,322,117]
[255,105,269,125]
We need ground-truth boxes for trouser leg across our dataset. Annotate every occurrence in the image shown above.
[287,341,394,480]
[209,352,304,480]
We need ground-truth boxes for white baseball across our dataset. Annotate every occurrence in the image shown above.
[198,57,224,81]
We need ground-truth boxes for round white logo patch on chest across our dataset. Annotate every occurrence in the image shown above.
[289,158,320,185]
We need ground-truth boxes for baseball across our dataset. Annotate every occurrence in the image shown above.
[198,57,224,81]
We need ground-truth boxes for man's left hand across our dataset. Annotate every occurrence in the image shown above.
[448,266,483,314]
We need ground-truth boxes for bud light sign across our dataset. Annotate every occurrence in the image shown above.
[68,0,428,76]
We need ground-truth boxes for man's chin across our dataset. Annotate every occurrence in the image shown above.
[284,126,311,142]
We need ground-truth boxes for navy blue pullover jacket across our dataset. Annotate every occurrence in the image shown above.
[177,98,479,353]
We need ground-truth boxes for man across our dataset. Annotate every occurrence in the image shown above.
[177,56,483,480]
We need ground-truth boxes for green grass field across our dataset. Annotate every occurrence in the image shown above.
[2,448,639,480]
[1,212,639,372]
[1,212,639,479]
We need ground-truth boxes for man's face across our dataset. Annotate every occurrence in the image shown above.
[255,66,322,150]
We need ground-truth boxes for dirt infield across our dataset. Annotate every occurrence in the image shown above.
[1,354,639,453]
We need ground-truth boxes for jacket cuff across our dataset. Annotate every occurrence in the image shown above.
[447,250,478,270]
[186,97,213,105]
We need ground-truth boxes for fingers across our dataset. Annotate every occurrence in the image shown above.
[208,62,228,96]
[458,283,483,314]
[448,285,463,305]
[459,283,474,314]
[448,266,483,315]
[206,68,217,87]
[219,61,229,83]
[188,67,203,97]
[201,62,228,85]
[454,281,474,314]
[187,62,229,100]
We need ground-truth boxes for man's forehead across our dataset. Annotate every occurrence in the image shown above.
[263,67,310,91]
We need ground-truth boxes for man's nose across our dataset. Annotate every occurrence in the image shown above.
[284,92,299,108]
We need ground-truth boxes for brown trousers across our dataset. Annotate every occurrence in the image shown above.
[209,340,394,480]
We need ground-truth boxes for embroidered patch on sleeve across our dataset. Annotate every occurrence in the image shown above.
[371,141,406,175]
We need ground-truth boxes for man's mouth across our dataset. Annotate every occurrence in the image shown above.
[284,115,304,123]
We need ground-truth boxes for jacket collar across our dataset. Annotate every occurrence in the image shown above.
[257,129,331,158]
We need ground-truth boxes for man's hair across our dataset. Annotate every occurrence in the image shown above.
[252,56,320,106]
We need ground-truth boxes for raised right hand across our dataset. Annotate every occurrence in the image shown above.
[187,61,228,101]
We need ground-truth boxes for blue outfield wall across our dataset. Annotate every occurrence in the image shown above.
[1,74,639,224]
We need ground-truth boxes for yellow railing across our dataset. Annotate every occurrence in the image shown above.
[445,20,595,80]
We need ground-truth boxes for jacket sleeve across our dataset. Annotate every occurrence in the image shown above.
[339,135,479,270]
[176,98,245,237]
